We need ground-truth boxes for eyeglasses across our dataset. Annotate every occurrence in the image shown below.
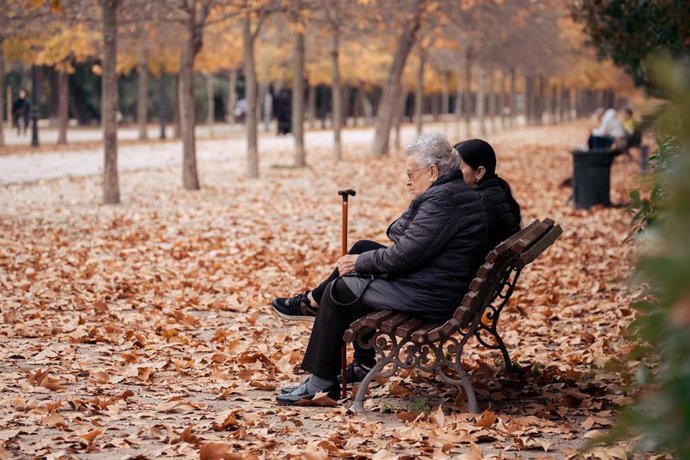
[406,166,430,179]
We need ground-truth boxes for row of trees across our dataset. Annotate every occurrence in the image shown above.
[0,0,631,203]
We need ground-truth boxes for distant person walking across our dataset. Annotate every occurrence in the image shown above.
[12,89,31,136]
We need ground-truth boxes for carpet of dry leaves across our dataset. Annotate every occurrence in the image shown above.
[1,122,645,459]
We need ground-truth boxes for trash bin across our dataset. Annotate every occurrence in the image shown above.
[571,148,615,209]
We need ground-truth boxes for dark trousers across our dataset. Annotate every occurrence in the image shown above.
[301,278,376,380]
[311,239,386,304]
[308,239,385,369]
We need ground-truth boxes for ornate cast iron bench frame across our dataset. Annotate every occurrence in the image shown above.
[343,218,563,414]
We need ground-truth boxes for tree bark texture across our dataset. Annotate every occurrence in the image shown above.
[371,0,425,156]
[228,68,237,123]
[102,0,120,204]
[536,74,545,125]
[508,69,510,126]
[464,48,472,138]
[307,82,316,128]
[394,89,408,153]
[57,70,69,145]
[137,47,148,140]
[206,73,214,125]
[173,74,181,139]
[415,53,425,136]
[293,29,306,165]
[441,72,449,121]
[243,13,259,178]
[179,10,201,190]
[500,70,507,128]
[525,74,534,125]
[476,65,486,136]
[454,66,462,140]
[158,65,167,139]
[330,24,342,161]
[488,68,495,133]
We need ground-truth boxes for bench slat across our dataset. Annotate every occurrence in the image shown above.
[410,321,443,343]
[512,219,554,253]
[394,318,426,338]
[379,313,413,334]
[360,310,397,330]
[427,319,460,342]
[492,220,540,256]
[520,225,563,264]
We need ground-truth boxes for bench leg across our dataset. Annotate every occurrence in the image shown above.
[475,327,513,374]
[351,352,395,414]
[436,367,478,413]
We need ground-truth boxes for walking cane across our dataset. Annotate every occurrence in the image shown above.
[337,189,356,399]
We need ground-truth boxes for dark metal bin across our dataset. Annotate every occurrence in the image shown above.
[572,148,615,209]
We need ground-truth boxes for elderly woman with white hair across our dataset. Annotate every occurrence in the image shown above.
[273,133,488,405]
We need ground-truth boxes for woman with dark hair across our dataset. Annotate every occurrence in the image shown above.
[454,139,521,250]
[271,133,488,405]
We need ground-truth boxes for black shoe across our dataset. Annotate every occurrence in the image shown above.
[276,381,340,406]
[336,361,374,386]
[272,292,318,321]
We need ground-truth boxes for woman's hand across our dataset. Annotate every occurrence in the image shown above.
[337,254,359,276]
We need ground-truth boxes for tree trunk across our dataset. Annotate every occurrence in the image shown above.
[179,16,200,190]
[102,0,119,204]
[394,88,408,152]
[158,64,167,139]
[330,24,342,161]
[137,46,148,140]
[307,82,316,128]
[371,0,425,156]
[500,70,507,129]
[227,67,237,123]
[441,71,449,122]
[414,53,424,136]
[57,70,69,145]
[206,73,214,126]
[0,42,5,147]
[525,75,533,125]
[259,83,270,132]
[173,74,181,138]
[243,13,259,178]
[464,48,472,138]
[487,68,495,133]
[355,83,364,126]
[476,65,486,136]
[536,74,545,125]
[293,28,306,165]
[508,69,510,126]
[454,65,462,140]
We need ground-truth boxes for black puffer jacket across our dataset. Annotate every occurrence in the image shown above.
[354,170,487,320]
[475,176,521,250]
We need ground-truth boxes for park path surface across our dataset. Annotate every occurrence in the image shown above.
[1,122,642,459]
[0,119,495,185]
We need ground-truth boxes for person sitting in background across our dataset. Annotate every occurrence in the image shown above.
[454,139,521,250]
[271,133,488,404]
[588,107,625,150]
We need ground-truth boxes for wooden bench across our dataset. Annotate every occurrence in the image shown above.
[343,218,563,413]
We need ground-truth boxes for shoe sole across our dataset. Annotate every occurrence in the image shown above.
[271,303,316,322]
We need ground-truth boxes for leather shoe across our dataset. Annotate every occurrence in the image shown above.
[276,381,340,406]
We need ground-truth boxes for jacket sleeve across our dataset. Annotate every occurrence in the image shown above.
[355,192,467,275]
